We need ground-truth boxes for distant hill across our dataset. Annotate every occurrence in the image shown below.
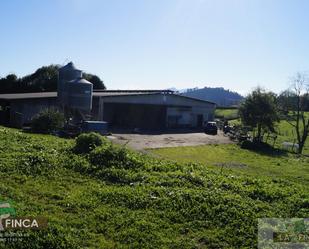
[181,87,243,106]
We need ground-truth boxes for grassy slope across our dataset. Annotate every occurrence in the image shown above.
[275,119,309,154]
[214,109,238,120]
[150,144,309,189]
[0,127,308,248]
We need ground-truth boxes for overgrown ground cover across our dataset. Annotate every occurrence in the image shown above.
[0,126,308,248]
[214,108,238,120]
[150,144,309,189]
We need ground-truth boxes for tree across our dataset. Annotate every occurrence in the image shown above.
[31,108,64,134]
[239,88,279,141]
[277,90,297,115]
[283,72,309,154]
[21,65,59,92]
[83,73,105,89]
[0,64,105,93]
[0,74,19,93]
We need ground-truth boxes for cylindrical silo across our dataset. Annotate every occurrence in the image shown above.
[66,78,93,111]
[58,62,83,106]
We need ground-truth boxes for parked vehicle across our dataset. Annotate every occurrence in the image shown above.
[223,125,232,134]
[204,121,218,135]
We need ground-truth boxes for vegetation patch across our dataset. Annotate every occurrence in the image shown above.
[0,126,308,248]
[215,108,239,120]
[214,162,247,168]
[150,144,309,188]
[31,108,64,134]
[73,132,105,154]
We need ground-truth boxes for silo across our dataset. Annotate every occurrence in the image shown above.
[57,62,93,123]
[58,62,83,106]
[66,78,93,111]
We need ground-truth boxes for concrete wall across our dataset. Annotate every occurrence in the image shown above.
[95,94,216,129]
[2,93,215,129]
[166,107,192,127]
[166,106,214,128]
[9,98,57,127]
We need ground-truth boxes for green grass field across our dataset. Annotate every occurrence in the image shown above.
[215,108,309,154]
[0,126,308,248]
[272,120,308,155]
[150,144,309,189]
[151,111,309,186]
[215,108,238,120]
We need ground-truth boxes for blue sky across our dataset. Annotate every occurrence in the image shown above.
[1,0,309,94]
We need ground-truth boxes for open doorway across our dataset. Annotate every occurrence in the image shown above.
[197,114,203,127]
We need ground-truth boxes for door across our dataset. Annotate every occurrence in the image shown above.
[197,114,203,127]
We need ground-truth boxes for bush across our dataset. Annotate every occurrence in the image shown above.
[89,145,144,170]
[18,151,58,176]
[74,132,105,154]
[31,108,64,133]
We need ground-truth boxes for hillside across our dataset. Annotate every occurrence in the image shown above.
[0,127,308,248]
[182,87,243,106]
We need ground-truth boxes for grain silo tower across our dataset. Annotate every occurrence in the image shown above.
[66,77,93,111]
[58,62,93,123]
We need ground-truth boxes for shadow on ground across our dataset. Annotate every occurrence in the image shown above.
[240,141,289,157]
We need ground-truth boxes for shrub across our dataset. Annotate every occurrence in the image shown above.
[18,151,58,176]
[74,132,105,154]
[89,145,144,170]
[31,108,64,133]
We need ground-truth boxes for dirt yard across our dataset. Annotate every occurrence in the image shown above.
[107,131,232,150]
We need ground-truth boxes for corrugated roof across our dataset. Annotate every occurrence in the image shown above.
[69,78,92,85]
[94,92,158,97]
[0,92,57,100]
[0,91,159,100]
[94,89,174,93]
[0,91,215,105]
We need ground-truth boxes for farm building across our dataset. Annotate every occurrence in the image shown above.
[0,90,216,129]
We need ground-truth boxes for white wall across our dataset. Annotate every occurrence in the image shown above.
[166,106,214,127]
[166,107,192,126]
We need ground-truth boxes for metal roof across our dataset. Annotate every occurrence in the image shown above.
[0,91,166,100]
[0,92,57,100]
[0,91,216,105]
[59,62,79,71]
[94,89,174,93]
[68,78,92,85]
[94,92,161,97]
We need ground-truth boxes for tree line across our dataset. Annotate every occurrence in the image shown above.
[0,64,105,94]
[239,72,309,154]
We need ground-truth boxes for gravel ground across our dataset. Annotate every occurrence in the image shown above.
[107,130,232,150]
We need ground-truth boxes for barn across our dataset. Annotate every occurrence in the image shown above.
[0,90,215,130]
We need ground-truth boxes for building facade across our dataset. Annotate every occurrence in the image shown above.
[0,90,216,130]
